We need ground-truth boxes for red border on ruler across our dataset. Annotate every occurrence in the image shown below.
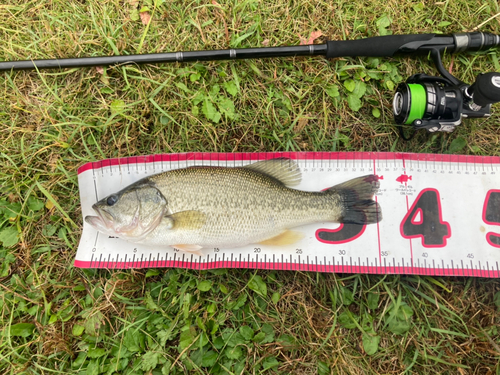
[73,259,500,278]
[77,152,500,175]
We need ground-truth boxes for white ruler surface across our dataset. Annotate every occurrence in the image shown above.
[75,152,500,277]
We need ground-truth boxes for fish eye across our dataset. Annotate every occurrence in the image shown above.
[106,194,119,206]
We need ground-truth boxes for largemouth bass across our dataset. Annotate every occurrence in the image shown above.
[85,158,382,253]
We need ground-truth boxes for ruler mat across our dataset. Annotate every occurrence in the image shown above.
[75,152,500,278]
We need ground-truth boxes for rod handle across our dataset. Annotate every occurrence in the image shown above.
[325,32,500,59]
[326,34,439,58]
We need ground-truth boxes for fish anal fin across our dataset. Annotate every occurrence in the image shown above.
[258,230,304,246]
[172,244,203,256]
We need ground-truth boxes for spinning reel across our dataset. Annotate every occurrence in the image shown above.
[391,33,500,138]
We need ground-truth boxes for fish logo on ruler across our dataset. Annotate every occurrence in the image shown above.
[75,152,500,278]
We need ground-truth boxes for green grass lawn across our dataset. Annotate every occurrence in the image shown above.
[1,0,500,373]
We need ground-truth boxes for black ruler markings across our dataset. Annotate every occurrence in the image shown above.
[86,248,498,276]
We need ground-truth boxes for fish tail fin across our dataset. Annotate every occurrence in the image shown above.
[325,175,382,224]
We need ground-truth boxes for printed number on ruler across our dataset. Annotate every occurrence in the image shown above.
[484,190,500,248]
[399,188,500,249]
[400,189,451,247]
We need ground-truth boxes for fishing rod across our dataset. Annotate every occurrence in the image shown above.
[2,32,500,136]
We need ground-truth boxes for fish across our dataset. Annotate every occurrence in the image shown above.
[396,174,412,184]
[85,158,382,253]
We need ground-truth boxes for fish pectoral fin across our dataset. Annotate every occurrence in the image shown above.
[244,158,301,187]
[172,244,203,255]
[258,230,304,246]
[166,210,206,230]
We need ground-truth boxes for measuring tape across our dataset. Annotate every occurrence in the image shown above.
[75,152,500,278]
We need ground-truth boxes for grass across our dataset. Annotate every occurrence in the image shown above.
[1,0,500,373]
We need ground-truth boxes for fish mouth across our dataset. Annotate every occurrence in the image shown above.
[84,203,152,239]
[85,199,166,240]
[84,204,116,235]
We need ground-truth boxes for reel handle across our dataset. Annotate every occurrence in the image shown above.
[468,72,500,107]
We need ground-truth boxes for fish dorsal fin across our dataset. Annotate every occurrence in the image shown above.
[165,210,206,230]
[244,158,301,187]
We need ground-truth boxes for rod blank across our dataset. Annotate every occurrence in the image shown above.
[0,45,327,71]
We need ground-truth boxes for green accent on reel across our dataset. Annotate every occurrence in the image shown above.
[406,84,426,124]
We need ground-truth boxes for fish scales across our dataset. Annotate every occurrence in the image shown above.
[146,167,340,248]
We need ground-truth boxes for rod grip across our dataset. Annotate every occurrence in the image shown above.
[326,34,438,58]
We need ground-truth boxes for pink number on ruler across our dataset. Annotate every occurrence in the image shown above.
[400,189,451,247]
[483,190,500,248]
